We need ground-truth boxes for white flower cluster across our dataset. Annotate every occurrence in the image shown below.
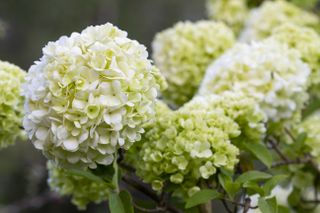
[152,20,235,106]
[23,23,166,169]
[199,39,310,123]
[240,0,319,42]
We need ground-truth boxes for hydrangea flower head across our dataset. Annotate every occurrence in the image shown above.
[152,20,235,106]
[206,0,248,34]
[270,23,320,97]
[132,92,265,198]
[47,162,109,210]
[240,0,320,42]
[0,61,26,148]
[199,39,310,123]
[23,23,166,169]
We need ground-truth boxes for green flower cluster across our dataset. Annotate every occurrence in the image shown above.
[270,23,320,97]
[47,162,109,210]
[152,20,235,107]
[199,39,310,124]
[23,23,166,169]
[298,112,320,164]
[240,0,319,42]
[0,61,25,148]
[132,92,266,198]
[206,0,248,34]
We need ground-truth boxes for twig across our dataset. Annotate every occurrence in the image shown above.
[221,199,233,213]
[242,198,251,213]
[267,138,289,163]
[133,202,166,212]
[222,198,258,210]
[284,128,296,142]
[271,156,312,168]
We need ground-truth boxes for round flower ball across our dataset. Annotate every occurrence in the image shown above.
[135,100,240,198]
[206,0,248,34]
[270,23,320,97]
[152,20,235,107]
[23,23,166,169]
[199,39,310,123]
[47,162,109,210]
[0,61,25,148]
[240,0,320,42]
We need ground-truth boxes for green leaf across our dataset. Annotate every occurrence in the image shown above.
[185,189,222,209]
[258,197,277,213]
[68,168,103,182]
[243,182,265,196]
[109,192,126,213]
[119,191,134,213]
[293,132,307,152]
[266,197,278,213]
[288,188,301,207]
[91,164,114,182]
[244,143,273,168]
[263,175,288,195]
[218,173,240,199]
[278,205,290,213]
[236,171,272,184]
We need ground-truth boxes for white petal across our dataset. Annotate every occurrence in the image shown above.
[63,138,79,152]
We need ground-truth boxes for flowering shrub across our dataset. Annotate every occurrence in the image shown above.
[240,0,319,42]
[23,23,166,169]
[152,20,235,106]
[1,1,320,213]
[0,61,25,148]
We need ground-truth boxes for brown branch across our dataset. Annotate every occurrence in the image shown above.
[222,198,258,210]
[267,138,289,162]
[271,156,312,168]
[133,202,166,212]
[243,198,251,213]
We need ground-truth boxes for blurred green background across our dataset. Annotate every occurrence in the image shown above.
[0,0,205,212]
